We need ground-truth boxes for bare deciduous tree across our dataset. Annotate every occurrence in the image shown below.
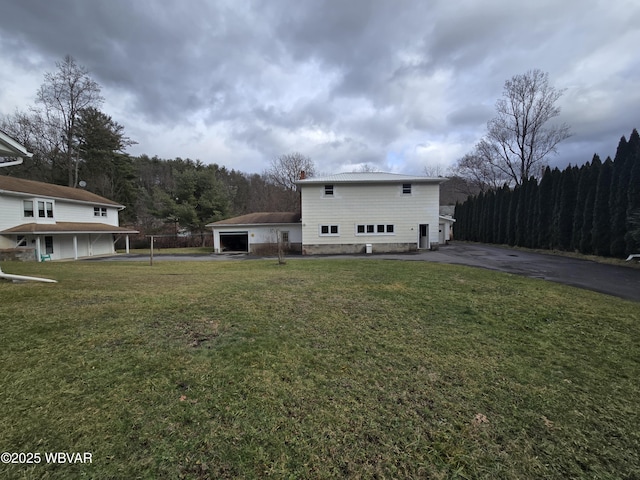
[453,150,510,193]
[36,55,104,187]
[264,152,316,211]
[457,69,571,187]
[265,152,316,191]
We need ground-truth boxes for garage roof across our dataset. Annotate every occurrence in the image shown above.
[207,212,301,226]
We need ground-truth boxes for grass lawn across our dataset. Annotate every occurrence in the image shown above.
[1,259,638,479]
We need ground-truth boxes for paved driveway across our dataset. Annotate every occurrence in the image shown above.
[87,243,640,302]
[399,243,640,302]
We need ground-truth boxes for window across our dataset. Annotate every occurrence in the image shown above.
[94,207,107,217]
[355,224,395,235]
[402,183,412,194]
[280,231,289,244]
[16,235,26,247]
[319,224,339,236]
[324,185,334,196]
[44,236,54,255]
[38,201,45,217]
[46,202,53,218]
[23,200,34,217]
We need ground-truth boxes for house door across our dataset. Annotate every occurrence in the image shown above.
[419,224,429,249]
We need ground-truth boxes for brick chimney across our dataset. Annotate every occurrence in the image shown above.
[300,170,306,180]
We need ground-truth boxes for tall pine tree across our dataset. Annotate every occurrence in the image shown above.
[592,158,614,256]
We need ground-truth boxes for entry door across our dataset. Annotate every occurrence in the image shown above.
[419,224,429,249]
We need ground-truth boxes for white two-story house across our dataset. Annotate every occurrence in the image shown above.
[296,172,450,254]
[0,175,138,261]
[207,172,454,255]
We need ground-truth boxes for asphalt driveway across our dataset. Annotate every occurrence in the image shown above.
[390,243,640,302]
[87,243,640,302]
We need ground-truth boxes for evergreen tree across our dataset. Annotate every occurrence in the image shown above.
[572,162,591,251]
[556,165,577,250]
[592,158,614,256]
[537,167,554,249]
[506,185,520,245]
[609,135,632,256]
[579,155,601,254]
[624,129,640,254]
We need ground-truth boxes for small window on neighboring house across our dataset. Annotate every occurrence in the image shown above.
[402,183,412,194]
[46,202,54,218]
[281,231,289,244]
[324,185,334,196]
[94,207,107,217]
[16,235,26,247]
[38,201,46,217]
[23,200,34,217]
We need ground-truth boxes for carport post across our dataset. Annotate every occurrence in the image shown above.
[149,235,154,266]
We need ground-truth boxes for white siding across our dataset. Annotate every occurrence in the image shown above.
[55,201,120,225]
[213,224,302,253]
[300,182,440,252]
[0,195,31,231]
[0,191,121,260]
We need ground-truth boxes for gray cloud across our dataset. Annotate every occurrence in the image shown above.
[0,0,638,175]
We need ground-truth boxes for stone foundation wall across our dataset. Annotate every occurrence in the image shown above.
[250,242,302,256]
[0,248,37,262]
[302,243,419,255]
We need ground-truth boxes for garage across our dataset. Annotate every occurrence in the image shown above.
[219,232,248,252]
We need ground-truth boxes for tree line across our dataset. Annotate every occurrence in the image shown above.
[0,56,313,245]
[454,129,640,258]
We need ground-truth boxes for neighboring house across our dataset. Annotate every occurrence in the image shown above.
[208,172,454,255]
[208,212,302,254]
[0,175,138,261]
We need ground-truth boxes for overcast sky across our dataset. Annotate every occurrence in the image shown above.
[0,0,638,176]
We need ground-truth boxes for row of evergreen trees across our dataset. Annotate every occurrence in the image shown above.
[454,129,640,258]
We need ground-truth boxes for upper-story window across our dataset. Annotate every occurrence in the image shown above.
[94,207,107,217]
[23,200,34,218]
[402,183,412,194]
[324,185,334,196]
[37,201,54,218]
[24,199,53,218]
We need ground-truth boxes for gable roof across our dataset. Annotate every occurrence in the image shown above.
[207,212,301,227]
[296,172,447,185]
[0,175,122,207]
